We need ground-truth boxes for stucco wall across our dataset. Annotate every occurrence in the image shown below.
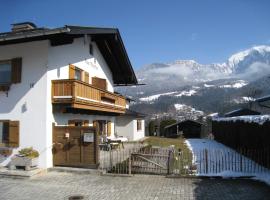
[0,36,118,168]
[0,40,50,168]
[46,37,117,167]
[133,119,145,141]
[47,36,114,92]
[115,116,145,141]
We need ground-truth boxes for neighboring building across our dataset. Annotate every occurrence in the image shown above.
[115,109,146,141]
[224,108,260,117]
[164,120,202,138]
[0,22,144,169]
[255,95,270,109]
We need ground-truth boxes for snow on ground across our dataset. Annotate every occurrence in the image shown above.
[213,115,270,125]
[219,80,248,89]
[204,84,215,88]
[139,91,177,102]
[242,96,255,101]
[175,89,197,97]
[174,104,204,114]
[207,113,219,117]
[139,89,197,102]
[174,104,186,110]
[185,139,270,185]
[232,96,255,104]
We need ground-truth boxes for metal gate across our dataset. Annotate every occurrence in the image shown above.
[52,125,98,168]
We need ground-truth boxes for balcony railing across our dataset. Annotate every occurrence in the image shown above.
[52,79,126,114]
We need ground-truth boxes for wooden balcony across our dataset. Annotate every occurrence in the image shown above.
[52,79,126,114]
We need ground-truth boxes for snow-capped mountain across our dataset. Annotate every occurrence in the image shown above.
[116,45,270,119]
[228,45,270,74]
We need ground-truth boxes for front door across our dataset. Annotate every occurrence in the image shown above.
[52,125,98,168]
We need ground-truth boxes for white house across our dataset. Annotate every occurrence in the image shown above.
[0,22,145,169]
[115,109,146,141]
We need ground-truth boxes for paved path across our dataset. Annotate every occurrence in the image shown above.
[0,172,269,200]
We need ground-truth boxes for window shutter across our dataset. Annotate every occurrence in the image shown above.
[107,121,112,136]
[84,72,89,84]
[93,121,100,135]
[92,77,107,90]
[11,57,22,84]
[8,121,19,147]
[69,64,75,79]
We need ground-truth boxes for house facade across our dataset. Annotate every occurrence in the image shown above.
[0,22,144,169]
[115,109,146,141]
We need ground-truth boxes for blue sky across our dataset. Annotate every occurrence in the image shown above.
[1,0,270,69]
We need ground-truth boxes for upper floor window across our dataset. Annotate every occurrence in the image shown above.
[75,68,82,81]
[69,64,89,83]
[0,58,22,91]
[0,61,12,84]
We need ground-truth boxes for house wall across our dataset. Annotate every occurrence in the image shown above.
[0,36,118,168]
[115,116,145,141]
[133,119,145,140]
[0,40,50,168]
[47,36,114,92]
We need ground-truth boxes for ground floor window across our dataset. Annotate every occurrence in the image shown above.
[68,120,89,127]
[0,120,19,147]
[137,119,142,131]
[0,121,9,144]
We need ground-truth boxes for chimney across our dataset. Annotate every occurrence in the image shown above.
[11,22,37,32]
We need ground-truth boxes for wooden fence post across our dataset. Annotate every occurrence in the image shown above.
[167,150,172,175]
[109,148,113,171]
[204,149,208,174]
[129,153,132,175]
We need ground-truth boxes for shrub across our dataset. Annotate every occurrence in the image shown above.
[18,147,39,158]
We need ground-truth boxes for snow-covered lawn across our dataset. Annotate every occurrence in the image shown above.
[185,139,270,185]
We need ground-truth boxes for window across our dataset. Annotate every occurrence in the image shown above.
[137,120,142,131]
[89,43,94,55]
[68,120,89,127]
[0,61,12,84]
[0,121,9,144]
[0,58,22,91]
[0,120,19,147]
[75,68,82,81]
[69,64,85,82]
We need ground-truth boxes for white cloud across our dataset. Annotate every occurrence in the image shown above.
[191,33,198,41]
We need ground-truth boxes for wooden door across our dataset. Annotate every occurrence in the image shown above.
[52,125,98,168]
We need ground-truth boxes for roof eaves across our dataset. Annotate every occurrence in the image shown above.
[0,27,70,42]
[66,25,118,35]
[255,95,270,102]
[115,29,138,84]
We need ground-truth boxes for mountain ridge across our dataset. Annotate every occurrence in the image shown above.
[116,45,270,120]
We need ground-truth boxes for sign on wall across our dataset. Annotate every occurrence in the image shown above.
[83,132,94,142]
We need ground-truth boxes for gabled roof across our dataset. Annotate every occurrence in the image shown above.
[255,95,270,103]
[164,120,202,129]
[121,109,146,118]
[0,24,138,85]
[224,108,260,117]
